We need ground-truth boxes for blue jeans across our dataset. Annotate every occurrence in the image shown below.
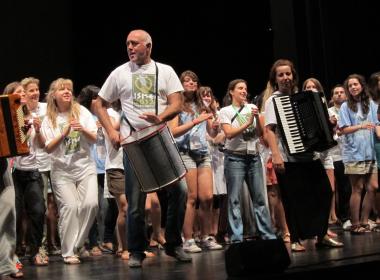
[224,154,276,242]
[123,150,187,253]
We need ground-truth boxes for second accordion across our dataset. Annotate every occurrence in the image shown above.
[0,94,30,158]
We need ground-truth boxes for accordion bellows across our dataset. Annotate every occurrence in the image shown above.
[0,94,29,158]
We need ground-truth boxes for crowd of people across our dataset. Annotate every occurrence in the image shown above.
[1,29,380,278]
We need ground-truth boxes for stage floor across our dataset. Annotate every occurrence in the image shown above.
[20,227,380,280]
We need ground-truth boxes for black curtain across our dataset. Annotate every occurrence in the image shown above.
[270,0,380,99]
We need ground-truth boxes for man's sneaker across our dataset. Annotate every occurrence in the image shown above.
[165,246,192,262]
[183,239,202,253]
[201,236,223,250]
[342,220,352,231]
[128,253,145,268]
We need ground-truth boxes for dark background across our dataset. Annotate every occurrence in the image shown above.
[1,0,379,102]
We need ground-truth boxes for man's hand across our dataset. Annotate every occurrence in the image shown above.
[109,129,121,150]
[139,112,163,124]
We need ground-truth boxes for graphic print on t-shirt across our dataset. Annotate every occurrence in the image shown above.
[59,122,80,155]
[132,73,156,109]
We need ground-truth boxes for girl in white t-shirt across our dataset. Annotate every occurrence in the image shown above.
[41,78,98,265]
[219,79,276,242]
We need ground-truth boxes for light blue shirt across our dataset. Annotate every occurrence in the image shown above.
[338,100,378,163]
[175,104,209,155]
[91,115,106,174]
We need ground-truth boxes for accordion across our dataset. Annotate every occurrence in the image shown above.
[0,94,29,158]
[273,91,336,155]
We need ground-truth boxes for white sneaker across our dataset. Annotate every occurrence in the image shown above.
[201,236,223,250]
[342,220,352,231]
[183,239,202,253]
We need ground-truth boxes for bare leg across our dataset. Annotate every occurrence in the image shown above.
[326,169,338,223]
[115,193,128,258]
[147,193,165,246]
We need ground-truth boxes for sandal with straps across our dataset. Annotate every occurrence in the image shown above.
[282,233,291,243]
[350,224,366,235]
[291,242,305,252]
[63,256,81,265]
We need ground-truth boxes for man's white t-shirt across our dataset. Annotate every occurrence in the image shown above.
[98,60,183,143]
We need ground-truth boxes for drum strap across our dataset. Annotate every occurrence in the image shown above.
[121,112,136,133]
[121,62,160,134]
[155,62,159,116]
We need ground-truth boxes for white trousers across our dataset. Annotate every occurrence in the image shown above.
[52,172,98,257]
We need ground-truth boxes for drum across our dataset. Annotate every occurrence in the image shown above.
[123,124,187,193]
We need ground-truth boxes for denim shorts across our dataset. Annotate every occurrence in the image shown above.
[180,151,211,169]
